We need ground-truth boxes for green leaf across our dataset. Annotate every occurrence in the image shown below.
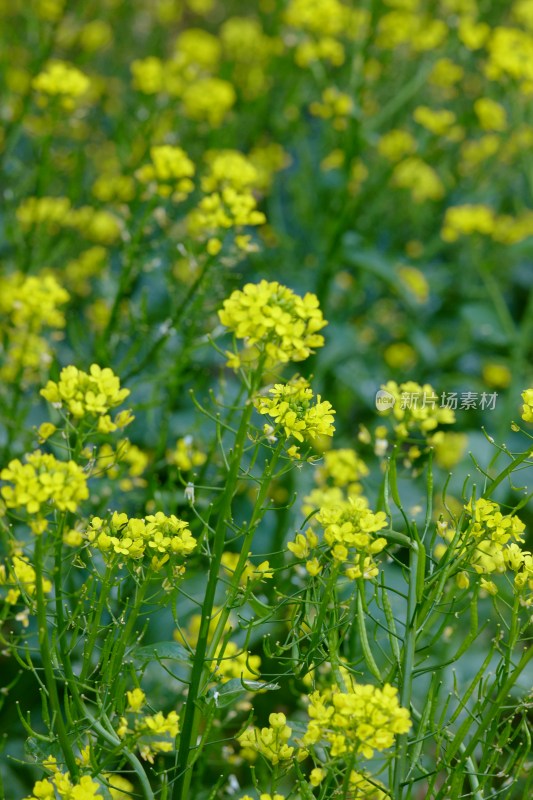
[134,641,191,665]
[207,678,279,708]
[25,737,63,764]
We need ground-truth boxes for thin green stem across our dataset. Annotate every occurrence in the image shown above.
[393,540,419,800]
[122,254,215,381]
[356,587,381,680]
[206,439,284,665]
[483,446,532,498]
[34,534,79,778]
[107,574,149,688]
[79,564,115,683]
[172,396,256,800]
[299,562,339,678]
[81,706,155,800]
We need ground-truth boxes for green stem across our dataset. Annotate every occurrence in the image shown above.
[52,514,82,704]
[206,439,284,665]
[98,199,157,357]
[172,397,256,800]
[341,755,355,799]
[79,564,115,683]
[442,645,533,771]
[122,254,215,382]
[107,574,149,687]
[34,534,79,778]
[393,540,419,799]
[49,552,154,800]
[410,702,484,800]
[299,562,339,678]
[356,587,381,681]
[82,706,155,800]
[483,446,532,498]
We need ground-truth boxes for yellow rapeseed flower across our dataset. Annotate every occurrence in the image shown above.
[521,388,533,422]
[255,378,335,443]
[303,677,411,759]
[219,281,327,367]
[86,511,196,568]
[32,60,90,110]
[1,451,89,530]
[41,364,131,433]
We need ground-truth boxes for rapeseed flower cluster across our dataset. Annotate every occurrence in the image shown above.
[0,272,69,383]
[438,499,532,593]
[467,500,532,593]
[23,769,102,800]
[316,497,387,576]
[86,511,196,569]
[219,281,327,367]
[32,60,91,110]
[187,187,265,253]
[92,172,135,205]
[413,106,462,139]
[0,273,68,331]
[237,712,296,764]
[34,0,65,22]
[289,494,387,580]
[474,98,507,131]
[485,26,533,86]
[0,554,52,606]
[284,0,365,68]
[167,436,207,471]
[188,151,268,252]
[201,150,259,193]
[182,77,236,126]
[173,602,262,682]
[16,196,122,244]
[63,247,108,296]
[117,688,180,763]
[41,364,132,433]
[429,55,464,86]
[346,770,389,799]
[521,388,533,421]
[220,551,274,585]
[377,8,446,53]
[255,378,335,447]
[103,774,135,800]
[303,678,411,759]
[219,17,279,100]
[131,31,236,122]
[391,157,445,203]
[96,440,149,492]
[429,431,468,470]
[309,87,353,130]
[441,204,496,240]
[316,448,369,494]
[442,204,533,244]
[306,763,389,797]
[1,451,89,532]
[16,196,71,229]
[378,381,455,439]
[136,144,195,200]
[377,129,417,162]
